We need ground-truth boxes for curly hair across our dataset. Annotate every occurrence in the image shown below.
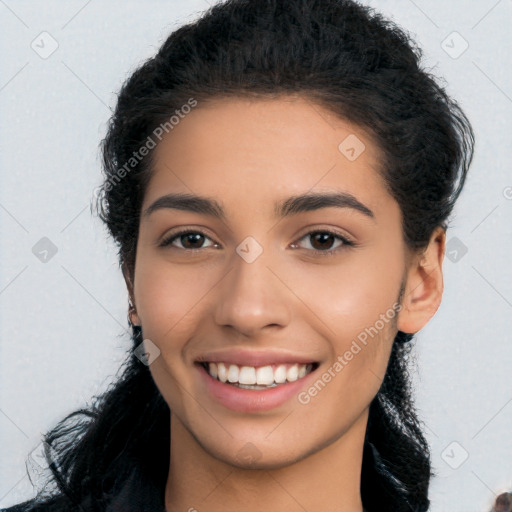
[3,1,474,511]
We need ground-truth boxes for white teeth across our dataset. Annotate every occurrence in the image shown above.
[256,365,274,385]
[239,366,257,385]
[274,365,287,383]
[217,362,228,382]
[205,361,315,387]
[286,364,299,382]
[227,364,239,383]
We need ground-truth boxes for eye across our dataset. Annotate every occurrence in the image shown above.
[159,229,218,251]
[291,229,355,256]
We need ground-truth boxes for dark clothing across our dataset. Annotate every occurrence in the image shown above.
[2,459,375,512]
[0,470,372,512]
[0,466,166,512]
[103,466,166,512]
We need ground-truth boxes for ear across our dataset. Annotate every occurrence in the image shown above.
[397,226,446,334]
[122,262,141,326]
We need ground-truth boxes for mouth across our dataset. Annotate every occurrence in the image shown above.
[197,361,320,390]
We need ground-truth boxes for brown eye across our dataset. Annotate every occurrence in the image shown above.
[309,232,337,251]
[180,233,205,249]
[292,229,354,256]
[160,230,216,250]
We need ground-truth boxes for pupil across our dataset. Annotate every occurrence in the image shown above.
[183,233,204,248]
[312,232,333,250]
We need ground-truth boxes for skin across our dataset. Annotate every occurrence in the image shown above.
[125,95,445,512]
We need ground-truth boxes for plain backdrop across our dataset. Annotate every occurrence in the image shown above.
[1,1,511,511]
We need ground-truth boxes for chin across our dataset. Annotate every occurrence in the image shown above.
[199,434,318,471]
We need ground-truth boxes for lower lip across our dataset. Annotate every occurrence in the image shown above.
[196,363,318,412]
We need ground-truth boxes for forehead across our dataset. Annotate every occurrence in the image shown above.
[144,95,392,217]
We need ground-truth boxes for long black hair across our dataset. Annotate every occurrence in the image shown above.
[3,1,474,511]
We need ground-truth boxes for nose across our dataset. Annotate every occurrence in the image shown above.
[214,242,292,338]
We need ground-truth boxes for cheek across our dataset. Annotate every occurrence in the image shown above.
[298,320,395,431]
[282,252,402,342]
[133,257,214,340]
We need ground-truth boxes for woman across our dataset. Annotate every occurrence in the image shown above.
[2,0,475,511]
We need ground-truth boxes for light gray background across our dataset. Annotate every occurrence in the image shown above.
[1,1,511,511]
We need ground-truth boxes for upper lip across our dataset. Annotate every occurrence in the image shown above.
[195,348,319,367]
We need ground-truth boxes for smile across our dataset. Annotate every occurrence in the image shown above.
[200,361,318,389]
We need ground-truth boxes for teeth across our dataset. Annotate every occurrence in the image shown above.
[286,364,299,382]
[256,366,274,385]
[205,361,314,387]
[239,366,256,385]
[274,365,287,384]
[227,364,239,383]
[217,362,228,383]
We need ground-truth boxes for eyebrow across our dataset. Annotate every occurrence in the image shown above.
[142,191,375,221]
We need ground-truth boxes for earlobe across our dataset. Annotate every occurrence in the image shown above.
[397,226,446,334]
[122,262,141,327]
[129,302,141,327]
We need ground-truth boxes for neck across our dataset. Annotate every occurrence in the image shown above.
[164,409,368,512]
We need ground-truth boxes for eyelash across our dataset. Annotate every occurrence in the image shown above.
[159,228,356,256]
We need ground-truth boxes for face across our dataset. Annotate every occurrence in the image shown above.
[129,95,410,469]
